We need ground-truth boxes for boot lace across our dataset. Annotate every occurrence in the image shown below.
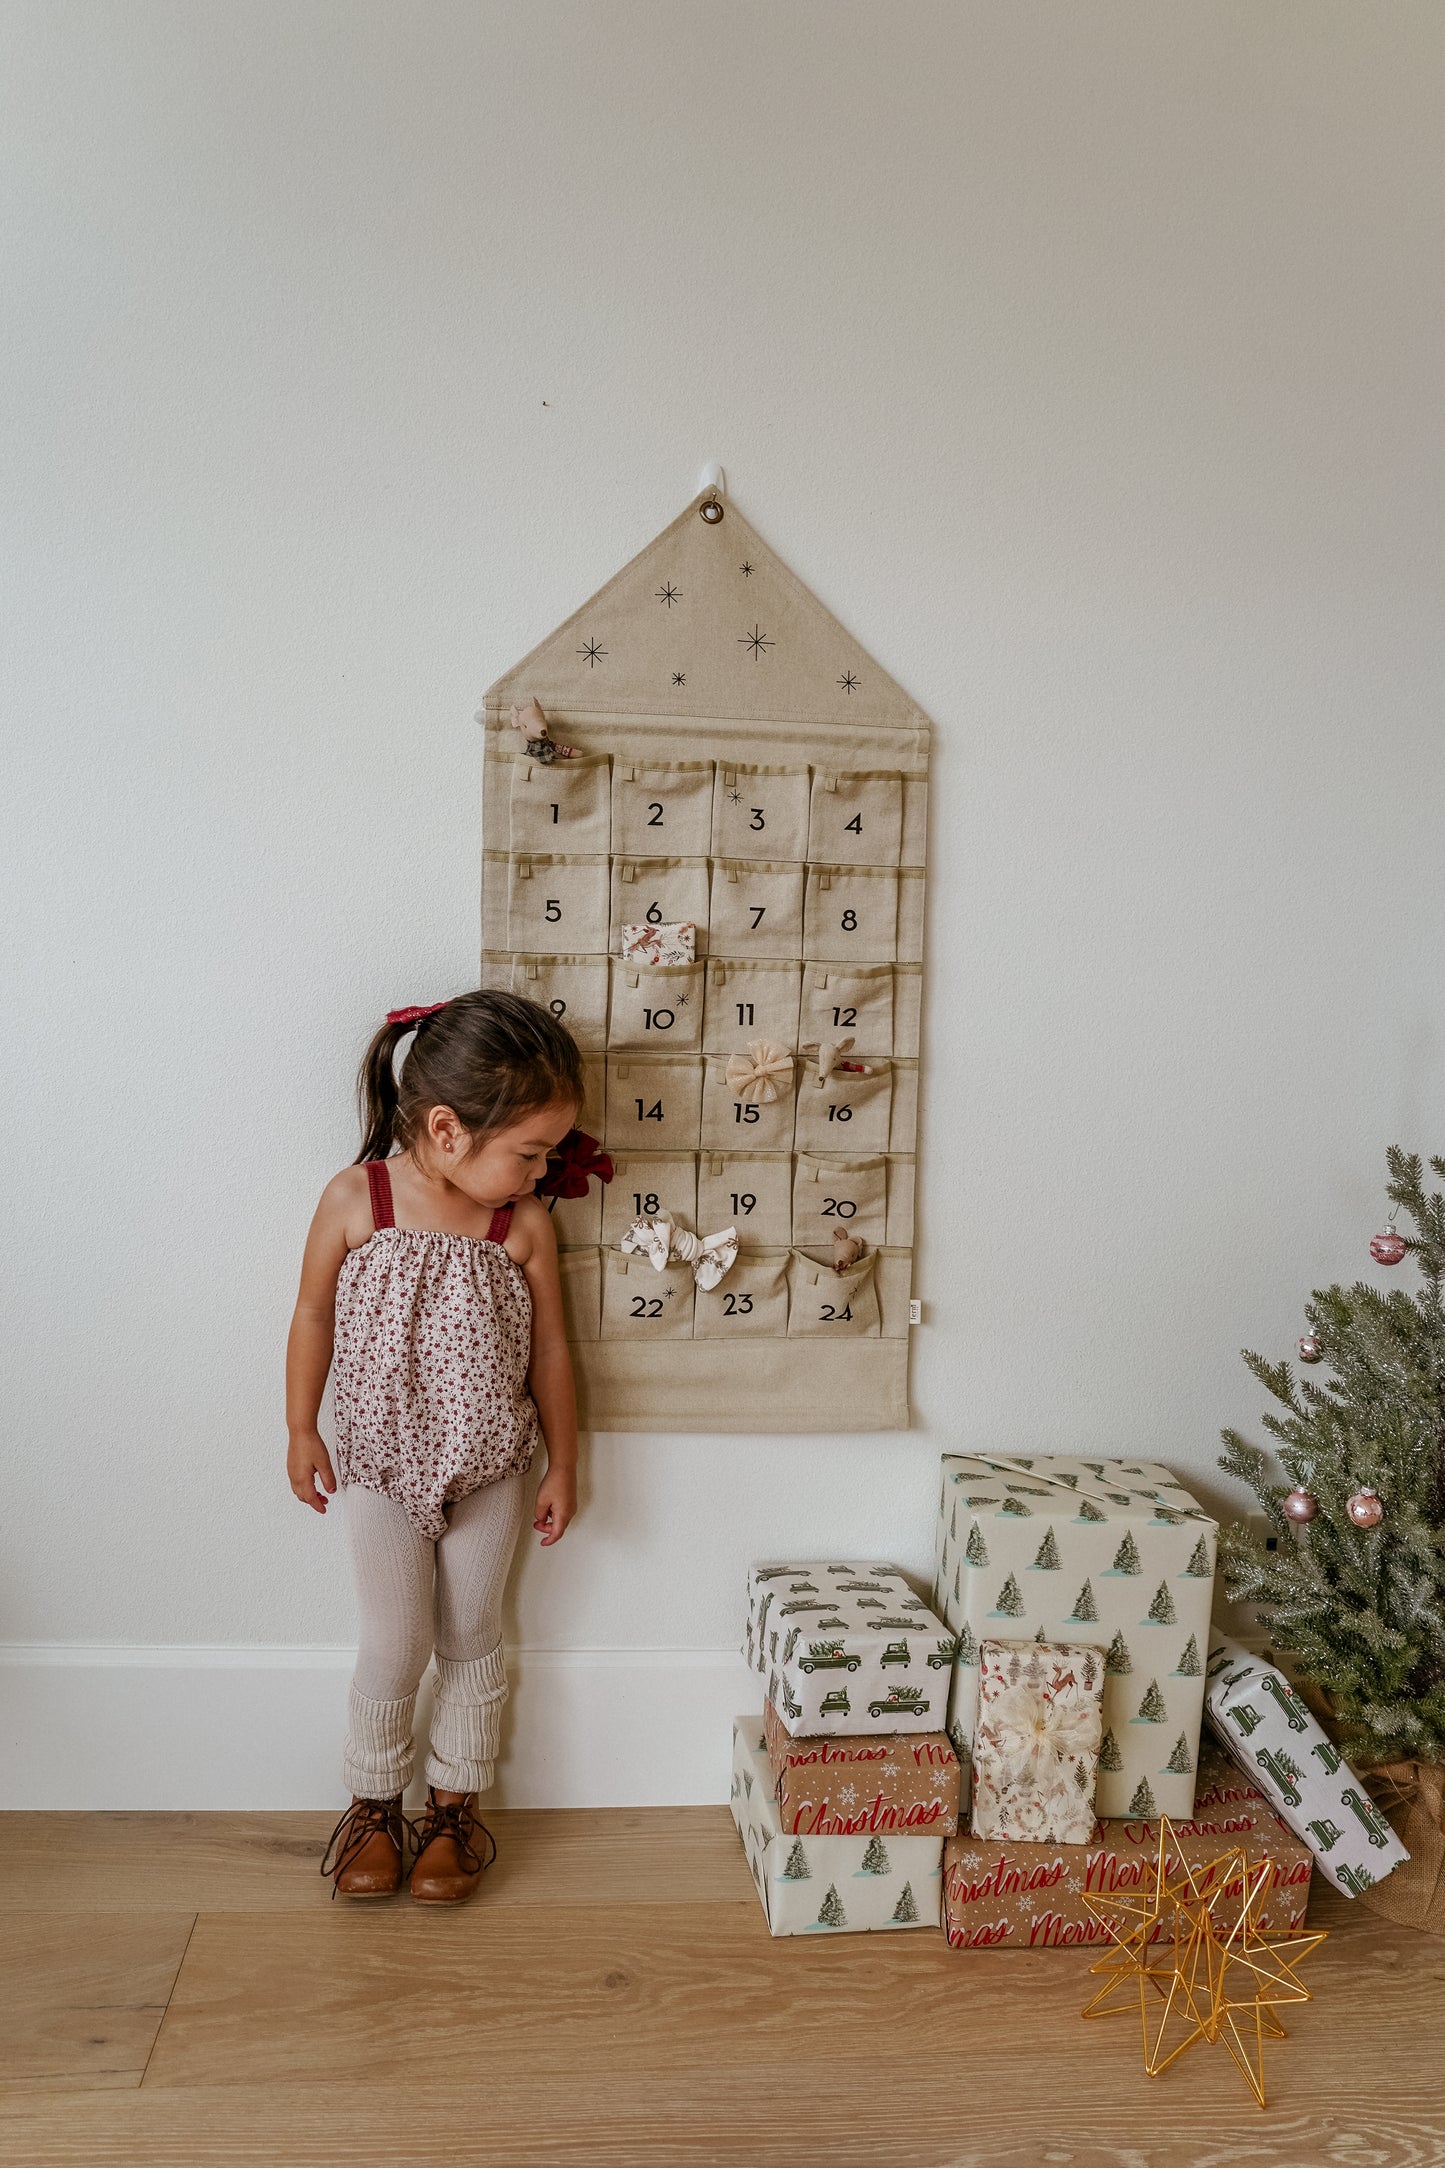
[319,1795,406,1898]
[408,1790,498,1876]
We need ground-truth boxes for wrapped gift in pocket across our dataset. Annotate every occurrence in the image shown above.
[970,1639,1105,1846]
[611,858,711,956]
[508,854,612,956]
[697,1150,793,1248]
[483,951,610,1052]
[600,1247,695,1341]
[791,1154,888,1249]
[619,920,695,966]
[611,760,714,856]
[508,751,611,855]
[793,1057,894,1154]
[703,959,801,1055]
[607,959,704,1050]
[807,770,904,868]
[710,763,810,861]
[604,1056,702,1151]
[693,1247,789,1338]
[786,1247,881,1338]
[700,1048,796,1152]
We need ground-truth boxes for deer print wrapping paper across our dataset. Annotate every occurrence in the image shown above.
[932,1455,1218,1821]
[731,1719,942,1936]
[745,1561,956,1737]
[480,488,927,1433]
[1205,1634,1409,1897]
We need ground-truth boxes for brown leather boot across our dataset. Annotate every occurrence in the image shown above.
[407,1788,496,1904]
[320,1794,407,1898]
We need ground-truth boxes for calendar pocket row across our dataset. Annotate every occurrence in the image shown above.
[557,1244,914,1341]
[507,755,925,868]
[496,853,923,965]
[548,1152,916,1252]
[598,1054,917,1155]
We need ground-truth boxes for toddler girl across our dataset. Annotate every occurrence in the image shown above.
[285,990,583,1902]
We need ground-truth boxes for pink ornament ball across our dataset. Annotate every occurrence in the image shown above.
[1298,1333,1323,1363]
[1346,1487,1384,1529]
[1370,1225,1407,1266]
[1283,1487,1320,1524]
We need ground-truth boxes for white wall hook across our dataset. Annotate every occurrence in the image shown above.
[696,462,726,499]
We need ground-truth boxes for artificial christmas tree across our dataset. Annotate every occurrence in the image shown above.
[1219,1147,1445,1928]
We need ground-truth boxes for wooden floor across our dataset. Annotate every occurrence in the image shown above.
[1,1808,1443,2167]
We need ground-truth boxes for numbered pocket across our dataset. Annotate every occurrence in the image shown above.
[710,764,810,861]
[885,1158,916,1247]
[786,1247,881,1338]
[611,858,711,957]
[708,859,804,960]
[508,753,611,856]
[601,1248,695,1342]
[578,1058,606,1138]
[893,964,922,1057]
[696,1151,793,1249]
[611,761,714,857]
[889,1060,919,1152]
[603,1154,698,1247]
[604,1055,703,1151]
[803,865,898,964]
[693,1248,790,1339]
[808,771,903,867]
[790,1155,888,1248]
[508,855,612,957]
[699,1053,797,1152]
[792,1059,894,1153]
[558,1247,602,1342]
[703,959,801,1054]
[483,952,610,1051]
[799,963,894,1056]
[607,959,704,1051]
[876,1247,914,1339]
[897,868,924,964]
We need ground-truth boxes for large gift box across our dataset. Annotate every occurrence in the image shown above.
[1206,1634,1410,1897]
[763,1696,961,1836]
[932,1456,1217,1817]
[731,1718,943,1935]
[942,1747,1314,1950]
[745,1561,955,1736]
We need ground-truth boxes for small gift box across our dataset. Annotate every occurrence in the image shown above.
[970,1640,1105,1845]
[745,1562,956,1737]
[763,1697,961,1837]
[619,920,696,964]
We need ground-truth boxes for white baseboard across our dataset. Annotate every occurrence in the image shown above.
[0,1644,754,1811]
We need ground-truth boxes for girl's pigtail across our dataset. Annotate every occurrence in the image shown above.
[354,1018,414,1164]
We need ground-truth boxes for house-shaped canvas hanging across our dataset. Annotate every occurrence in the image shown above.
[479,488,929,1433]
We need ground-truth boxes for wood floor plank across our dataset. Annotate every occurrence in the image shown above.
[0,1914,195,2092]
[0,1808,749,1913]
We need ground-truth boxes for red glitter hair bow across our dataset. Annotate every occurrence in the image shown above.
[535,1129,614,1201]
[386,1002,450,1028]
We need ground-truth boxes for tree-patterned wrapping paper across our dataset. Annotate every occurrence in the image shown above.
[762,1697,960,1836]
[971,1641,1105,1845]
[1205,1634,1410,1897]
[731,1718,942,1935]
[745,1561,955,1736]
[932,1456,1217,1819]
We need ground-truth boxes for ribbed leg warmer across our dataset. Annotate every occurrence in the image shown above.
[343,1684,418,1799]
[425,1645,509,1793]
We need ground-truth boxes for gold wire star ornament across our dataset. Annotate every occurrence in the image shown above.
[1080,1817,1327,2108]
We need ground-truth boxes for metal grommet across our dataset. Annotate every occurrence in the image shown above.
[699,494,724,524]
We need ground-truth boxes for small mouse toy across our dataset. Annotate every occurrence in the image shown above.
[831,1230,867,1273]
[510,696,578,763]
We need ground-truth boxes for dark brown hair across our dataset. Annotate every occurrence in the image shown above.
[354,990,585,1164]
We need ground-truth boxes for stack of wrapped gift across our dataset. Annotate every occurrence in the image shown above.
[732,1561,961,1934]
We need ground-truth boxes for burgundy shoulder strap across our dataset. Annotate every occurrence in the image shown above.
[486,1203,515,1245]
[366,1159,395,1231]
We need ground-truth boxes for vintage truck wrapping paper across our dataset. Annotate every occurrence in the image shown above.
[942,1747,1314,1949]
[1205,1634,1410,1897]
[932,1455,1217,1818]
[731,1718,942,1935]
[970,1640,1105,1845]
[745,1560,956,1737]
[762,1696,961,1836]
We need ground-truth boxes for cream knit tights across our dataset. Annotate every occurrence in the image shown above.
[342,1475,526,1799]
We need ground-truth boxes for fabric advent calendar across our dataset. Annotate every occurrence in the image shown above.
[480,490,929,1432]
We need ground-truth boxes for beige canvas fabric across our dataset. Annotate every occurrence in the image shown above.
[480,489,927,1432]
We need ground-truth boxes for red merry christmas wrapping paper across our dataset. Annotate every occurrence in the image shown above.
[942,1754,1313,1950]
[763,1697,961,1836]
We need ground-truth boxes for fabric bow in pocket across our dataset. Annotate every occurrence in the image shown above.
[725,1040,794,1104]
[620,1209,739,1291]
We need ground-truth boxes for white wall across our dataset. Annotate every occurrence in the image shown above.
[5,1,1444,1807]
